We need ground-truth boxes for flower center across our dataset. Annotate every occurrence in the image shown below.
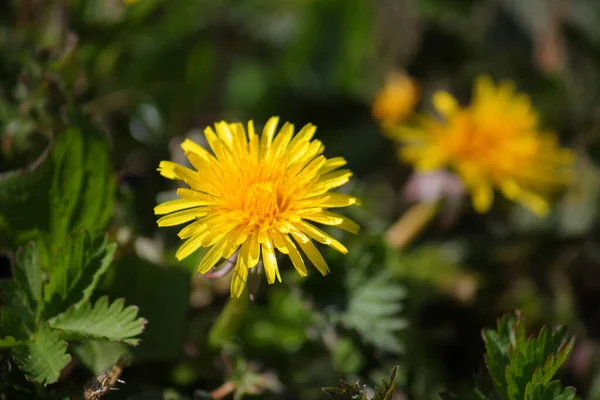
[244,181,280,224]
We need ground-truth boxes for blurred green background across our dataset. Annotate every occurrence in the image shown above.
[3,0,600,399]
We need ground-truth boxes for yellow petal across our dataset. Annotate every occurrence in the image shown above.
[247,233,260,268]
[319,157,347,175]
[177,188,219,204]
[259,116,279,155]
[317,193,359,208]
[230,254,249,298]
[269,122,294,159]
[294,221,347,254]
[282,234,307,276]
[154,199,206,215]
[171,163,204,188]
[177,219,207,239]
[499,179,521,200]
[432,91,458,117]
[287,123,316,152]
[304,211,360,234]
[157,161,179,179]
[176,235,204,260]
[472,182,494,213]
[181,138,211,161]
[214,121,234,148]
[198,237,229,274]
[156,208,207,227]
[290,231,329,275]
[270,229,289,254]
[261,239,280,284]
[519,192,550,217]
[293,155,326,182]
[316,169,353,190]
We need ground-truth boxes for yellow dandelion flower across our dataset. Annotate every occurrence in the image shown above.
[155,117,360,297]
[388,76,574,216]
[372,71,420,124]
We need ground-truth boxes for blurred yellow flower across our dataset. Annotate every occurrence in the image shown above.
[372,71,420,124]
[389,76,574,216]
[155,117,359,297]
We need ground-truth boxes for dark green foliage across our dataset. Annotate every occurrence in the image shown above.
[0,234,144,386]
[0,127,114,263]
[445,312,576,400]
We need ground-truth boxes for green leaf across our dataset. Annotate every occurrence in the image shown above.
[72,340,130,374]
[13,243,42,315]
[48,296,146,345]
[0,336,21,348]
[0,126,115,263]
[480,311,576,400]
[525,381,576,400]
[66,114,116,235]
[0,282,37,337]
[46,125,115,258]
[0,243,43,336]
[0,137,53,248]
[12,324,71,385]
[372,365,399,400]
[342,273,407,353]
[43,231,116,318]
[482,313,519,396]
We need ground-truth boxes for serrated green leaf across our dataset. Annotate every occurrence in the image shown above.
[12,324,71,385]
[373,365,398,400]
[481,313,520,397]
[525,380,576,400]
[43,232,116,318]
[506,324,573,399]
[479,312,576,400]
[48,296,146,345]
[0,126,114,264]
[0,336,21,348]
[342,273,407,353]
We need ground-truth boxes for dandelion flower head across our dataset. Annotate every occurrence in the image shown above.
[389,76,574,216]
[372,71,420,124]
[155,117,359,297]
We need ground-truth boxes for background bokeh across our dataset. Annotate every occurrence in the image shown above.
[3,0,600,399]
